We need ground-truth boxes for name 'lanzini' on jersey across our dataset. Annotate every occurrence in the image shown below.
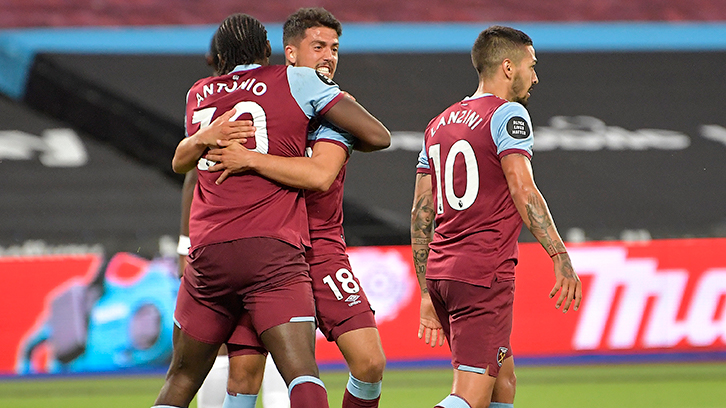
[417,94,534,287]
[184,64,344,252]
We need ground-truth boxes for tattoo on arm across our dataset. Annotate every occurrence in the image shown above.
[560,259,576,279]
[411,180,435,292]
[412,248,429,293]
[525,192,566,255]
[412,195,434,238]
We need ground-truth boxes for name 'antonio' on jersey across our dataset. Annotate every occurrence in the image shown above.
[185,64,344,252]
[417,94,534,288]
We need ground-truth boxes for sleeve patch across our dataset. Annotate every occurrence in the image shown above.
[316,70,337,86]
[506,116,530,139]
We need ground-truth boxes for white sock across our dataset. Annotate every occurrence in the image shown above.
[262,354,290,408]
[197,355,229,408]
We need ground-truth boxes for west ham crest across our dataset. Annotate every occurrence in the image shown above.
[497,347,508,367]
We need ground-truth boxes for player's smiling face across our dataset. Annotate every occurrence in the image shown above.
[511,45,538,106]
[286,26,339,80]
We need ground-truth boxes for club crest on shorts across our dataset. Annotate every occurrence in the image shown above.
[497,347,508,367]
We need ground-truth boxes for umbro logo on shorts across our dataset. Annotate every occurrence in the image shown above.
[345,294,361,307]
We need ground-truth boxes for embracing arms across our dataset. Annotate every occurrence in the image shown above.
[206,94,390,187]
[171,109,255,174]
[208,139,347,190]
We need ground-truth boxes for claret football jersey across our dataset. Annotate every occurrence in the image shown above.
[417,94,534,287]
[304,122,355,256]
[184,64,344,252]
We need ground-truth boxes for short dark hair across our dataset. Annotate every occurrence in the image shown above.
[214,13,270,75]
[283,7,342,47]
[471,25,533,78]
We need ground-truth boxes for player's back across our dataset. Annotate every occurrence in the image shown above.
[421,94,532,286]
[185,64,342,252]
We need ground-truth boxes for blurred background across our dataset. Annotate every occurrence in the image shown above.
[1,1,725,404]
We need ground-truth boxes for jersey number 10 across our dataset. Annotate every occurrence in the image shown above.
[428,140,480,214]
[191,101,270,171]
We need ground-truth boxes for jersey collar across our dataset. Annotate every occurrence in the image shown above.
[463,93,494,102]
[230,64,262,73]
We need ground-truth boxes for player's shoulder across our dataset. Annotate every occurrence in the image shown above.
[425,115,439,130]
[255,64,287,74]
[287,65,339,87]
[494,100,530,118]
[232,64,287,82]
[491,101,533,141]
[189,75,215,91]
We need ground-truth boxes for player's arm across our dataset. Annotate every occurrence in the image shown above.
[207,140,347,191]
[172,109,255,174]
[321,96,391,152]
[411,172,445,347]
[353,135,390,152]
[501,153,582,312]
[411,173,434,294]
[335,91,389,153]
[207,93,389,186]
[176,169,197,278]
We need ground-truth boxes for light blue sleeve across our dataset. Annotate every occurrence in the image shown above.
[490,102,534,157]
[416,138,430,170]
[310,121,355,154]
[287,66,341,118]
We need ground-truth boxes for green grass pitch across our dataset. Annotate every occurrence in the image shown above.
[1,362,725,407]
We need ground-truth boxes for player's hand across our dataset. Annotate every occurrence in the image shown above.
[549,253,582,313]
[418,293,445,347]
[206,140,259,185]
[194,108,255,147]
[341,90,356,101]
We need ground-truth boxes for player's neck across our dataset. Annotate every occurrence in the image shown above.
[473,80,512,102]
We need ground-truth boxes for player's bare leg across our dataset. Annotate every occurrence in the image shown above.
[154,325,221,407]
[261,321,329,408]
[227,354,266,394]
[337,328,386,382]
[336,327,386,407]
[197,346,228,408]
[224,353,266,407]
[490,357,516,406]
[444,368,497,408]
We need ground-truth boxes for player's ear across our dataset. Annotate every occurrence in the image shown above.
[502,59,514,79]
[285,45,297,65]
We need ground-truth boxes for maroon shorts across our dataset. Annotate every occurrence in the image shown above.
[427,276,514,377]
[308,252,377,341]
[174,237,315,352]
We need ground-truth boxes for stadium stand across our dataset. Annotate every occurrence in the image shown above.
[2,0,726,27]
